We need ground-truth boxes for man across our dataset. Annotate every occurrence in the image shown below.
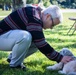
[0,5,72,69]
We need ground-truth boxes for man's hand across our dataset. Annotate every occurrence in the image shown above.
[61,56,73,64]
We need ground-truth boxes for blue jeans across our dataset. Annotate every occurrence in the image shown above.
[0,30,38,67]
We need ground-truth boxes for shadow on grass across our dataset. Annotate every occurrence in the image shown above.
[1,65,64,75]
[46,38,65,43]
[0,61,63,75]
[64,43,76,48]
[56,42,76,49]
[25,59,43,67]
[0,64,9,75]
[44,25,76,36]
[25,70,62,75]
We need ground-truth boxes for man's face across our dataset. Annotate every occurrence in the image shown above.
[42,14,60,29]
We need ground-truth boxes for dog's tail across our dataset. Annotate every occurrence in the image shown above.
[68,72,76,75]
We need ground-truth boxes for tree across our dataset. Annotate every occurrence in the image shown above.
[52,0,76,8]
[0,0,12,10]
[26,0,38,4]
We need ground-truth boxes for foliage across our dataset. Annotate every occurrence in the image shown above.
[43,0,51,7]
[0,0,76,8]
[0,0,12,4]
[27,0,38,4]
[27,0,51,7]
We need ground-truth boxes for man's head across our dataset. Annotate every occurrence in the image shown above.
[41,5,63,29]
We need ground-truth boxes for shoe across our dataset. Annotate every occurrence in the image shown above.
[7,58,11,63]
[7,59,26,70]
[10,63,26,70]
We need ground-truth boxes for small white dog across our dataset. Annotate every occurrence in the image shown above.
[46,48,76,75]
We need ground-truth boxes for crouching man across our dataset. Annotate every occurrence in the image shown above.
[0,5,72,69]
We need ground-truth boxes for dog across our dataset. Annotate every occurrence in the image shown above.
[46,48,76,75]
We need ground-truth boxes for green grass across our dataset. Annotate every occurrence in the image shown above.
[0,9,11,16]
[0,9,11,20]
[0,9,76,75]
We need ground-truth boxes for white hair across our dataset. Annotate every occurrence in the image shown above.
[42,5,63,23]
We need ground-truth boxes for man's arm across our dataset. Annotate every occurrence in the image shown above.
[27,28,63,62]
[26,6,72,63]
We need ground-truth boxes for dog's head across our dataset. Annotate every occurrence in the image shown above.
[60,48,74,57]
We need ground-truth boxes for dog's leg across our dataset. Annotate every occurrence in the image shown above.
[46,62,63,70]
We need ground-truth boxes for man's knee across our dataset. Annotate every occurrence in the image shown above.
[21,31,32,45]
[15,30,32,45]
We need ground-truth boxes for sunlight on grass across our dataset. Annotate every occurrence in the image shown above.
[0,9,11,16]
[0,10,76,75]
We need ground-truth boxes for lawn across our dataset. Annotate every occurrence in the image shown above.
[0,9,11,16]
[0,9,11,20]
[0,9,76,75]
